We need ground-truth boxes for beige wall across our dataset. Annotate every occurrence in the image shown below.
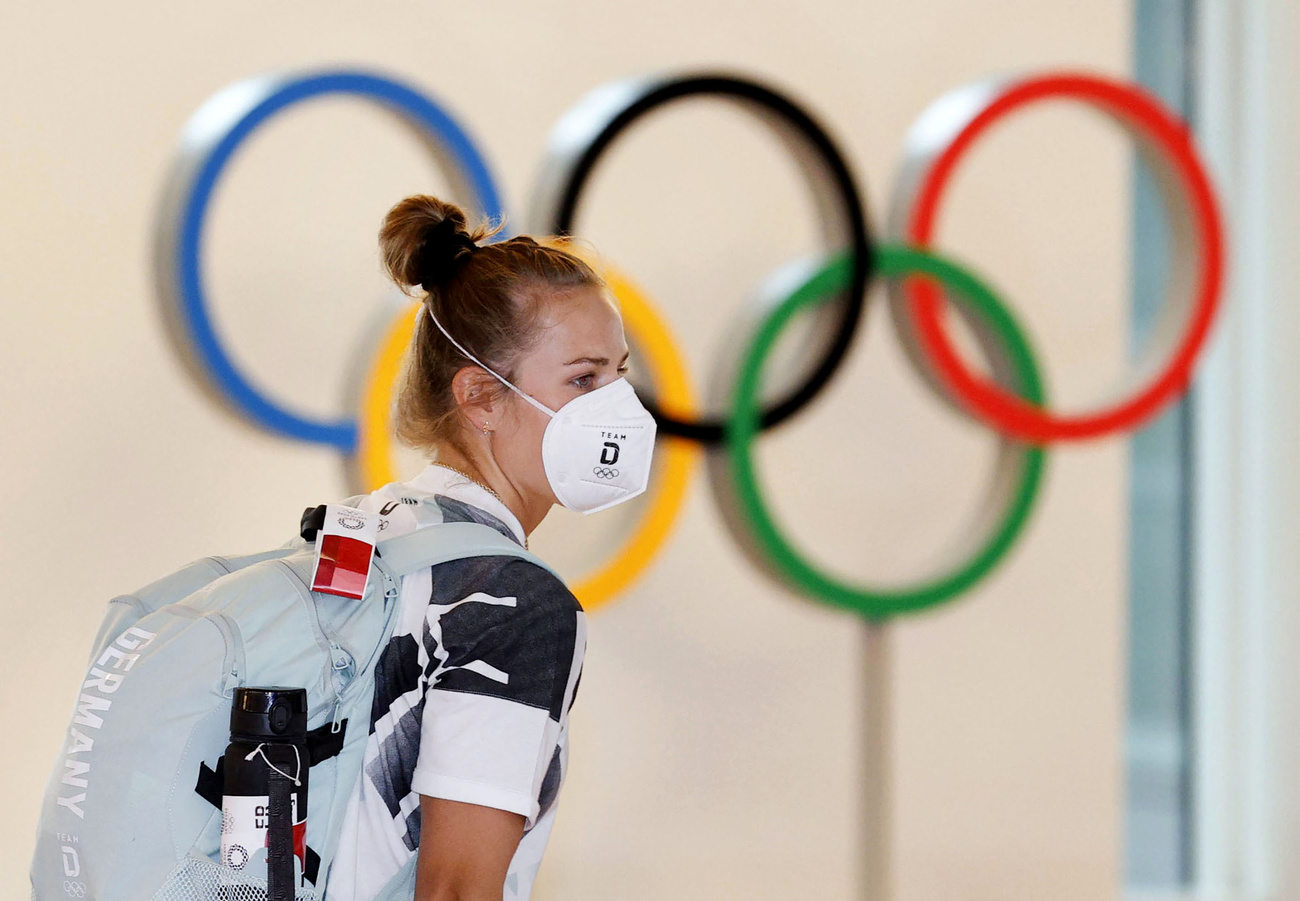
[0,2,1131,899]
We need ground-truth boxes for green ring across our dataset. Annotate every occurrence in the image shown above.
[723,245,1048,620]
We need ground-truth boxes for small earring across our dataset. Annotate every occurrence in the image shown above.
[481,422,491,433]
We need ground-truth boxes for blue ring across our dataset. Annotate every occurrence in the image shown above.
[173,70,505,449]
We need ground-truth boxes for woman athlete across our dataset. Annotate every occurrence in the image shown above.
[326,195,656,901]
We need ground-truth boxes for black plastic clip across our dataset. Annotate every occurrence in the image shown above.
[300,505,328,542]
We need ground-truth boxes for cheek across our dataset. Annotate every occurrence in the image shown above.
[496,402,553,489]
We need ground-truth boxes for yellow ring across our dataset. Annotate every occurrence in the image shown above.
[355,303,418,494]
[353,265,700,612]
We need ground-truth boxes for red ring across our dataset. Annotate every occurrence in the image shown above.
[904,72,1226,443]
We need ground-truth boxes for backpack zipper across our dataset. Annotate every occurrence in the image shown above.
[274,560,344,719]
[277,557,404,732]
[328,566,404,733]
[207,612,246,698]
[157,605,247,698]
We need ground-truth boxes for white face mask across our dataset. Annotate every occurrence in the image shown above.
[427,307,657,514]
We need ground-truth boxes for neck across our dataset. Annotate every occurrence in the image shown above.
[431,442,551,537]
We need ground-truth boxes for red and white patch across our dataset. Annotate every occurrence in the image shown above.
[310,505,380,600]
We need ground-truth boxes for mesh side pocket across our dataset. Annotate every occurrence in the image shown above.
[152,856,319,901]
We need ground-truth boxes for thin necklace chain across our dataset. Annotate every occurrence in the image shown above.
[431,462,529,550]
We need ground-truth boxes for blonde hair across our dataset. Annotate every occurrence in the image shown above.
[378,194,604,454]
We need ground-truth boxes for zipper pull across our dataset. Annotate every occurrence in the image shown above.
[330,696,345,734]
[328,640,353,673]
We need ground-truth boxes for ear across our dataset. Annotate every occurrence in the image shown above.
[450,365,501,430]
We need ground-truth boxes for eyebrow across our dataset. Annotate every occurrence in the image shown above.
[563,351,631,367]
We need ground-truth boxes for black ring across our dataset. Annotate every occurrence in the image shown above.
[529,72,875,443]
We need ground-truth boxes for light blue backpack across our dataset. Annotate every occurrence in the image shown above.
[30,502,550,901]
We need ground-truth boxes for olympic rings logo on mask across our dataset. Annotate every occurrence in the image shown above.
[154,68,1225,620]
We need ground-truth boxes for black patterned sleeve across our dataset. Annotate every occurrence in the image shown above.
[410,556,586,825]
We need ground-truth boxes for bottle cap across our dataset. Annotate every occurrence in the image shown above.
[230,687,308,741]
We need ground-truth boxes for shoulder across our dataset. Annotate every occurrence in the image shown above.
[427,554,581,615]
[424,555,583,721]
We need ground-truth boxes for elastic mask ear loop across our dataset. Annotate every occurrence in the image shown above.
[426,306,556,417]
[244,743,302,788]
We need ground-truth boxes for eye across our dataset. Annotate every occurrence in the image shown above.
[571,373,597,390]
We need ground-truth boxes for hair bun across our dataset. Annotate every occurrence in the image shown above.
[378,195,491,294]
[417,217,479,291]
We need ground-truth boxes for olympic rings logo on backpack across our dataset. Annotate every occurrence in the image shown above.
[154,68,1225,620]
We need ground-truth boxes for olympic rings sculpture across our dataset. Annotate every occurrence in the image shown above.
[154,68,1224,619]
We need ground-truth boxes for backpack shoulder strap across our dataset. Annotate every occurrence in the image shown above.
[373,522,555,581]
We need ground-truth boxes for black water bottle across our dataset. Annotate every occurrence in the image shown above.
[221,687,309,899]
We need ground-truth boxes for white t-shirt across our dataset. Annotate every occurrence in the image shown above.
[326,464,586,901]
